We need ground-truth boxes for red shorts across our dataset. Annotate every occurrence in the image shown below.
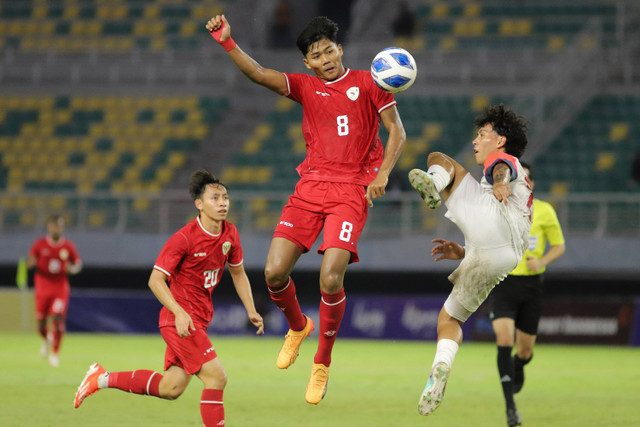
[34,279,70,321]
[160,326,218,375]
[274,179,368,263]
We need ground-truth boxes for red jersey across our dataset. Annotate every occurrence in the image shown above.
[29,236,80,291]
[283,68,397,185]
[153,216,243,329]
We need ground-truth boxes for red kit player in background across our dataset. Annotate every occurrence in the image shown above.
[74,169,264,427]
[27,214,82,367]
[206,15,406,404]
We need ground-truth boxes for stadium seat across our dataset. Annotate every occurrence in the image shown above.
[1,0,227,53]
[414,0,618,52]
[0,94,229,229]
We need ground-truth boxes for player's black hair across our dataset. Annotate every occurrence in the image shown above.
[296,16,339,56]
[474,104,528,158]
[520,161,533,180]
[189,169,227,201]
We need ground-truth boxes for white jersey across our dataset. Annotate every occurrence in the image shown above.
[442,152,533,321]
[480,153,533,260]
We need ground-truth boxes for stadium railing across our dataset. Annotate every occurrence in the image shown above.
[1,190,638,238]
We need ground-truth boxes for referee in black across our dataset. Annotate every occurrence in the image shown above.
[489,162,566,427]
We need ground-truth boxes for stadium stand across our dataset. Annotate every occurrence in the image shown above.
[535,95,640,194]
[404,1,620,51]
[0,95,229,229]
[0,0,227,53]
[0,0,638,239]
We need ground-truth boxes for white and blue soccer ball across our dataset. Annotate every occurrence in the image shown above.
[370,47,417,93]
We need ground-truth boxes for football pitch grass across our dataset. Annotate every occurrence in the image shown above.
[2,333,638,426]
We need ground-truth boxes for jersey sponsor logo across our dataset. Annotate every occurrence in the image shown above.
[279,221,293,228]
[59,248,69,260]
[528,235,537,251]
[222,241,231,255]
[315,90,330,97]
[346,86,360,101]
[193,252,207,257]
[48,259,62,274]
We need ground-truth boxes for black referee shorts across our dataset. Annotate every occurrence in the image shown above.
[489,274,544,335]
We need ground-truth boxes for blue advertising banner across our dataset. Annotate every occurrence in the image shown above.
[67,291,456,341]
[66,291,639,346]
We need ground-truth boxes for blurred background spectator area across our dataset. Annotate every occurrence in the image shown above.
[0,0,639,270]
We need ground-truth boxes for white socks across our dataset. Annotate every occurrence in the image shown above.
[427,164,451,193]
[97,372,109,389]
[432,338,459,369]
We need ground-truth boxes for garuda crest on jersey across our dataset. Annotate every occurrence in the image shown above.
[222,241,231,255]
[346,87,360,101]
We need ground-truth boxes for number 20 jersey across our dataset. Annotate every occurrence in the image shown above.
[153,216,243,329]
[283,68,397,185]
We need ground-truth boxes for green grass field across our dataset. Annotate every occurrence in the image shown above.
[1,333,638,426]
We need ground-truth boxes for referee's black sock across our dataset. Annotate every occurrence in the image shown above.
[497,346,517,410]
[513,353,533,393]
[514,353,533,367]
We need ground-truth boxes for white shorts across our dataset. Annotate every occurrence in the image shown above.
[442,173,521,322]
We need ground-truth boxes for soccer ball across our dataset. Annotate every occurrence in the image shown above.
[370,47,417,93]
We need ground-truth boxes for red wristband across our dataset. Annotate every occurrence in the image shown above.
[220,37,236,52]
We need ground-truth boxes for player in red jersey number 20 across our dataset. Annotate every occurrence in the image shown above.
[74,169,264,427]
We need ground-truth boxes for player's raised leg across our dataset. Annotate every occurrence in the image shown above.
[265,237,314,369]
[74,363,171,408]
[409,152,468,209]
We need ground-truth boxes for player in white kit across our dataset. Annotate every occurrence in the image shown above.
[408,104,532,417]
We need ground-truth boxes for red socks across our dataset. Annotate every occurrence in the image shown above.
[267,277,306,331]
[108,370,162,397]
[314,288,346,366]
[200,389,224,426]
[51,318,65,354]
[38,322,47,340]
[107,373,224,426]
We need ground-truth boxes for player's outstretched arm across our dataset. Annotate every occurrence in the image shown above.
[229,264,264,334]
[365,106,406,206]
[206,15,288,96]
[148,269,195,337]
[431,238,465,261]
